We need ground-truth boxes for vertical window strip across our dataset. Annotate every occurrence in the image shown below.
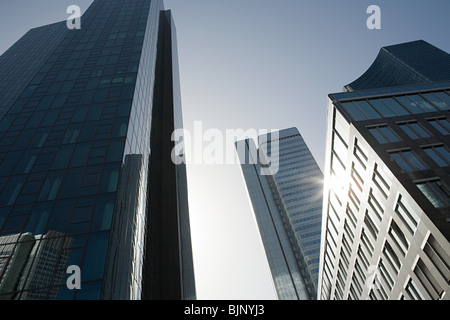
[364,210,379,241]
[345,204,357,229]
[383,241,402,275]
[388,219,409,257]
[405,278,425,300]
[416,180,450,208]
[423,234,450,284]
[394,197,419,235]
[423,145,450,167]
[428,118,450,135]
[373,164,391,198]
[379,259,394,291]
[414,258,443,300]
[368,189,385,222]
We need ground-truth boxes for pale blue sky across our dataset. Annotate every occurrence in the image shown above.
[1,0,449,300]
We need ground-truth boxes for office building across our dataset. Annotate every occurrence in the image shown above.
[318,40,450,300]
[0,0,195,300]
[236,127,323,299]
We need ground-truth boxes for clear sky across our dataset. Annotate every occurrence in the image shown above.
[1,0,449,300]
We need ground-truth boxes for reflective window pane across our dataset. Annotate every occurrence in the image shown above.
[422,92,450,110]
[391,153,412,172]
[369,128,387,144]
[379,126,400,142]
[417,180,450,208]
[396,96,424,114]
[409,94,437,113]
[429,118,450,135]
[369,99,396,117]
[354,100,381,119]
[341,102,367,121]
[381,98,409,116]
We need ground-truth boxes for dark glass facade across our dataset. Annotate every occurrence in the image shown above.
[0,0,195,300]
[143,10,196,300]
[345,40,450,92]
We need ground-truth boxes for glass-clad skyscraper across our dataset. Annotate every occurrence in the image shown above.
[345,40,450,92]
[318,40,450,300]
[0,0,195,300]
[236,128,323,299]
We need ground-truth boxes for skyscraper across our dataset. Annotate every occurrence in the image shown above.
[236,127,323,300]
[0,0,195,300]
[318,40,450,300]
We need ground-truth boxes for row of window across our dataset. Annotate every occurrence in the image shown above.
[389,145,450,171]
[340,90,450,122]
[368,117,450,145]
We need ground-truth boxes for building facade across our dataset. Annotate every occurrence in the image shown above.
[318,40,450,300]
[236,127,323,299]
[0,0,195,300]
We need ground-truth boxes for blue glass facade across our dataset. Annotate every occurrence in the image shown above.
[0,0,195,300]
[345,40,450,92]
[236,128,323,300]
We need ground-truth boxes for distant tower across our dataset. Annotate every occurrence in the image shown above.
[236,127,323,299]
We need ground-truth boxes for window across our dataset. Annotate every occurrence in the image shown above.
[344,220,355,244]
[368,99,396,117]
[364,210,379,240]
[396,96,424,114]
[354,138,368,168]
[38,173,62,201]
[414,258,444,299]
[379,259,395,290]
[432,91,450,106]
[422,92,450,111]
[345,204,357,229]
[332,131,348,164]
[395,196,419,235]
[354,100,382,119]
[357,245,370,271]
[351,163,364,192]
[383,241,401,275]
[388,219,409,257]
[368,189,384,221]
[416,179,450,208]
[405,278,425,300]
[398,121,430,139]
[423,145,450,167]
[368,125,400,144]
[390,149,426,172]
[360,228,374,256]
[408,94,438,112]
[340,102,368,121]
[373,164,391,198]
[349,185,360,211]
[428,118,450,135]
[423,234,450,284]
[380,97,409,116]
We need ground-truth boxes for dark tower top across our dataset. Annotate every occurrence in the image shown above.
[345,40,450,92]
